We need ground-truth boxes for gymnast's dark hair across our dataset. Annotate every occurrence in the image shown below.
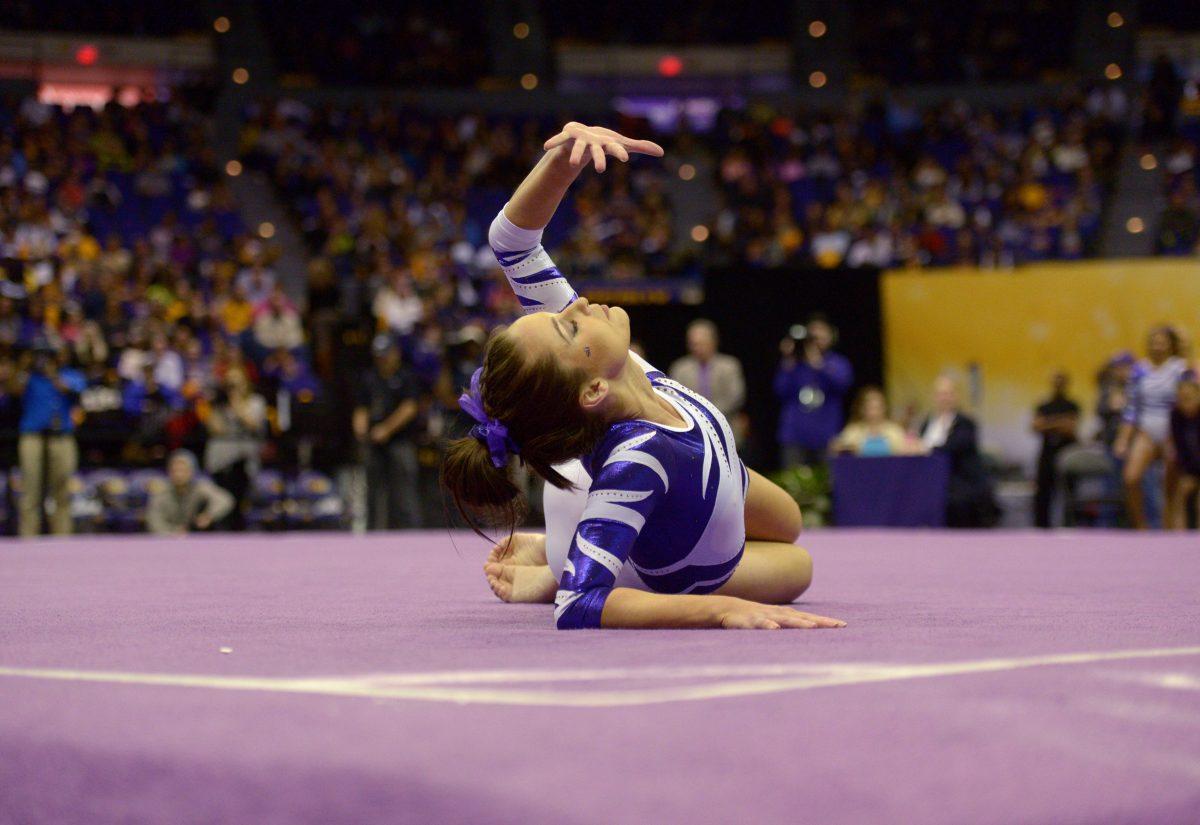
[1149,323,1183,358]
[441,326,609,539]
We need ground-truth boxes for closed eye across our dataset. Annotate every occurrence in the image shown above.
[571,320,579,336]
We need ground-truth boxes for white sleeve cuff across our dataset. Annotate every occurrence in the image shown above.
[488,205,545,252]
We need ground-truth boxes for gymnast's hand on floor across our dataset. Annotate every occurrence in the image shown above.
[544,122,664,173]
[718,600,847,630]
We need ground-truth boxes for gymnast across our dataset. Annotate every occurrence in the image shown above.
[442,122,845,631]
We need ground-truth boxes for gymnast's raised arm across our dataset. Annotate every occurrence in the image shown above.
[488,124,663,316]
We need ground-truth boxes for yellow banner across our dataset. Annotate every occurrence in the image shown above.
[882,259,1200,466]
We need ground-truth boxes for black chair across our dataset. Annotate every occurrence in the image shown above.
[1056,444,1123,527]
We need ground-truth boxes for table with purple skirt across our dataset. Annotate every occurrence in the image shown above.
[830,453,950,527]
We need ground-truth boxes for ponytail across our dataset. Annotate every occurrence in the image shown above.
[440,325,608,538]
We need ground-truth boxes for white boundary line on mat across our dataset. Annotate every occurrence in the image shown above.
[1,646,1198,708]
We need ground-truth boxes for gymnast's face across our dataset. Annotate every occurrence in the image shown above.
[1147,330,1172,362]
[509,297,631,383]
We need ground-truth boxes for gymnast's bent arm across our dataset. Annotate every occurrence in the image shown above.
[488,124,664,316]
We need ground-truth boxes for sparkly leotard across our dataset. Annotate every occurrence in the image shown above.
[490,210,749,629]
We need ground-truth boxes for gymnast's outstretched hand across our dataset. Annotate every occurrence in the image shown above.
[544,122,664,173]
[719,600,846,630]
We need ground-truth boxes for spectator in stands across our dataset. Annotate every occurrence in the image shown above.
[1030,371,1081,528]
[215,286,255,339]
[77,364,126,465]
[919,374,998,528]
[831,386,921,456]
[669,319,745,422]
[354,336,421,529]
[1114,326,1189,529]
[253,284,305,352]
[147,450,234,536]
[123,361,181,463]
[236,262,276,306]
[1169,374,1200,530]
[204,367,267,531]
[0,354,22,470]
[373,270,423,337]
[149,331,184,392]
[15,344,85,536]
[774,315,853,467]
[1155,188,1199,255]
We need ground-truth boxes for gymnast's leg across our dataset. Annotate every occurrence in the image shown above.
[715,468,812,604]
[1122,432,1159,529]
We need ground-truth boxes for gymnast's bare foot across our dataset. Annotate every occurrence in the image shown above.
[484,562,558,604]
[487,532,547,567]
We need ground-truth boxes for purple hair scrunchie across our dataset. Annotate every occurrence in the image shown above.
[458,367,520,469]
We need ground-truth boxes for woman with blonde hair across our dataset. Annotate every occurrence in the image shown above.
[831,386,921,456]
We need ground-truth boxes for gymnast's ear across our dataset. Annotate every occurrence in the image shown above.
[579,377,609,413]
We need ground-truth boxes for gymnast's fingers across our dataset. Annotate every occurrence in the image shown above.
[544,131,571,151]
[795,611,847,628]
[591,143,606,173]
[605,142,630,162]
[624,138,665,157]
[772,611,817,629]
[569,137,587,167]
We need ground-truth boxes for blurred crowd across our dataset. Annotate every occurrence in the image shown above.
[703,88,1126,270]
[240,102,679,292]
[0,98,328,535]
[1148,54,1200,255]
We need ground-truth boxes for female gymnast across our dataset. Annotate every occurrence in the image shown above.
[442,122,845,631]
[1113,325,1189,529]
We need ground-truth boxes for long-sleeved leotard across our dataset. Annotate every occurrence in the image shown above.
[489,208,749,629]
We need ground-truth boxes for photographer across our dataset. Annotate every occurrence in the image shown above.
[16,344,86,536]
[774,315,854,467]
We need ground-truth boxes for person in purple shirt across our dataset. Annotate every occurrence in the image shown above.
[1168,374,1200,530]
[774,314,854,467]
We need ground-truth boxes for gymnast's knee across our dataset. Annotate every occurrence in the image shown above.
[778,496,803,543]
[782,545,813,602]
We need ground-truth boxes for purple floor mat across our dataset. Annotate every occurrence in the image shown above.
[2,530,1198,824]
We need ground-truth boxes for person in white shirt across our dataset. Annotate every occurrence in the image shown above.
[918,375,997,527]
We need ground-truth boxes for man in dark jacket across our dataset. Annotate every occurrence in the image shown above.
[353,336,421,529]
[1031,371,1080,528]
[919,375,998,528]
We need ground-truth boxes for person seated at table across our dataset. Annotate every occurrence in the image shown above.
[918,374,999,528]
[830,386,924,457]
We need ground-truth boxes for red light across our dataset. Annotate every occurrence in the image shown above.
[658,55,683,77]
[75,44,99,66]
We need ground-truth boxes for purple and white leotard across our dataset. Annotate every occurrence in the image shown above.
[489,208,749,630]
[1123,357,1188,444]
